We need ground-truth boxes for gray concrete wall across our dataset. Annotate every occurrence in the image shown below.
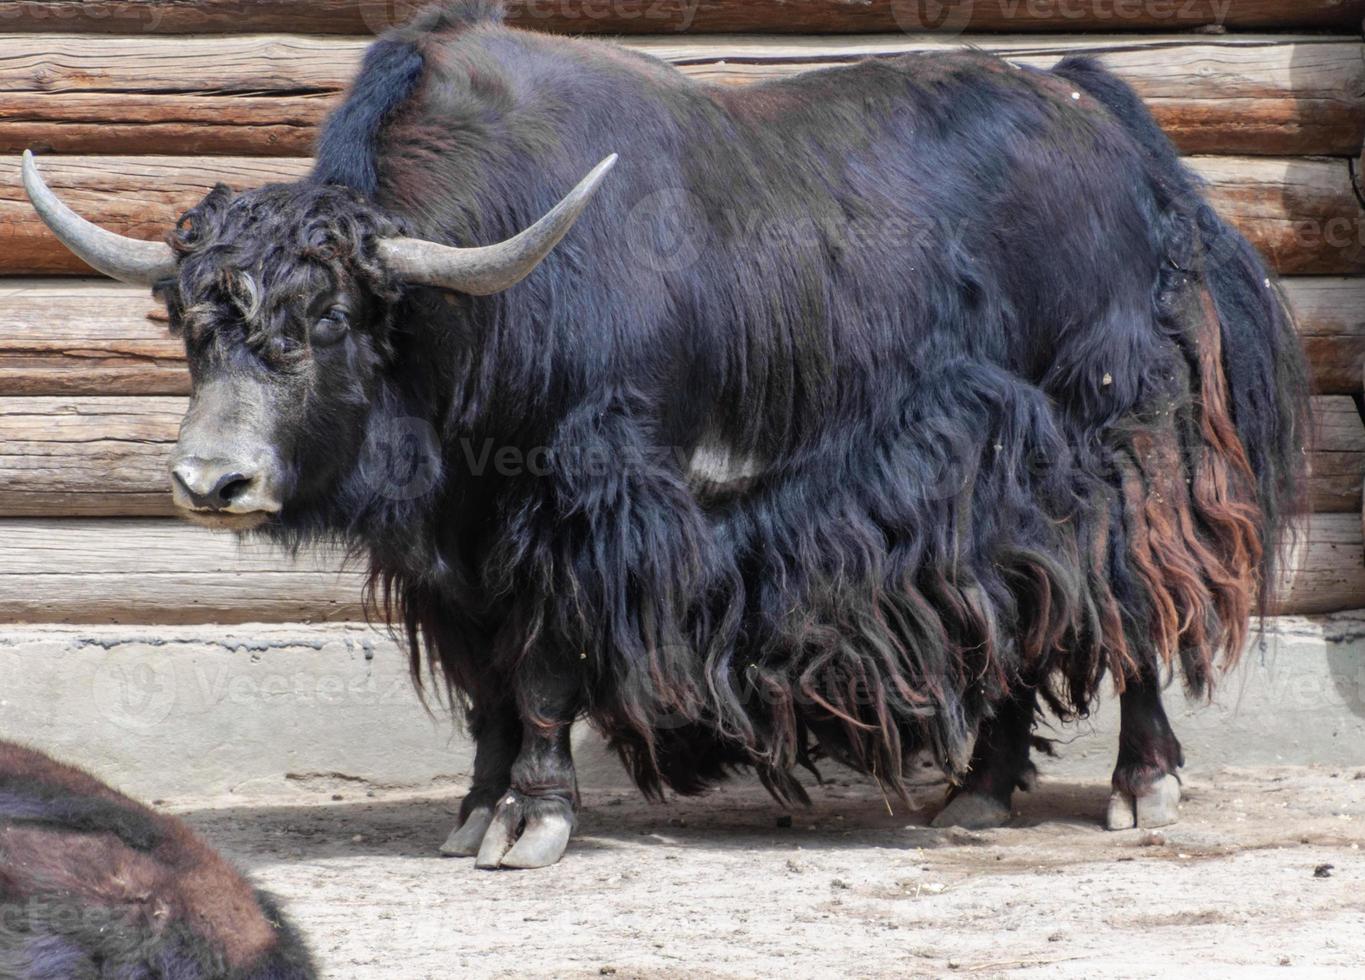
[1,613,1362,801]
[1045,612,1365,783]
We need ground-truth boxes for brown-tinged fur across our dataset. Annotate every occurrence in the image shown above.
[0,741,314,979]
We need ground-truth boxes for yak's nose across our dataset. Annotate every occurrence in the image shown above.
[171,458,266,513]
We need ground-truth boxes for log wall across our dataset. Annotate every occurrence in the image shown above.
[0,1,1362,624]
[3,35,1362,157]
[0,1,1359,35]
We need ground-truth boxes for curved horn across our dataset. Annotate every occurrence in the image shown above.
[22,150,177,286]
[377,154,618,295]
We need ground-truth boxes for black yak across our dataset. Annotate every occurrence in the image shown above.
[0,741,315,978]
[23,0,1307,866]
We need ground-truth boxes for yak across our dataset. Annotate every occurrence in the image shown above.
[0,740,315,978]
[23,0,1307,868]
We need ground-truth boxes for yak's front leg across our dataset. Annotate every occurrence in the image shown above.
[1106,668,1183,830]
[472,658,581,870]
[440,695,522,857]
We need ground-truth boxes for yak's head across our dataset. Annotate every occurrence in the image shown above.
[22,150,615,531]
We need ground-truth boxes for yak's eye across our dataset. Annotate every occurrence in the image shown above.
[267,334,302,359]
[310,307,350,347]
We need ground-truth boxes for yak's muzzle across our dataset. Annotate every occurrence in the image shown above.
[169,375,285,530]
[170,455,281,529]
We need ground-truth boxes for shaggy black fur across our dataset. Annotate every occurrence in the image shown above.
[0,742,315,979]
[158,1,1308,808]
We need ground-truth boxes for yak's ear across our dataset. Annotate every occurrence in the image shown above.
[171,182,237,251]
[377,154,618,295]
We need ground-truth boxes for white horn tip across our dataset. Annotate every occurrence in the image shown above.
[21,150,46,195]
[594,153,619,178]
[577,154,618,199]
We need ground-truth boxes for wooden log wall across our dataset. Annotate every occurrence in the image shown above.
[2,35,1362,157]
[0,1,1359,35]
[0,1,1362,625]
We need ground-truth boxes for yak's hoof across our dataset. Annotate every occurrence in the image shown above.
[440,803,496,857]
[472,790,576,870]
[1106,773,1181,831]
[931,792,1011,830]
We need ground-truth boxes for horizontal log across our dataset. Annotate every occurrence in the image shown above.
[0,519,365,624]
[1,276,1359,398]
[1277,513,1365,617]
[3,35,1361,157]
[0,395,1357,517]
[2,92,332,157]
[0,280,187,395]
[1281,278,1365,396]
[0,1,1358,35]
[1189,156,1365,275]
[0,155,312,275]
[0,396,183,516]
[1,154,1360,277]
[1311,396,1365,514]
[0,513,1355,625]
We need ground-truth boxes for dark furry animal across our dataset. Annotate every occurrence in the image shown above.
[0,741,315,979]
[25,0,1308,864]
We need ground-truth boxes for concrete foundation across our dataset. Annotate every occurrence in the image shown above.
[1,613,1362,801]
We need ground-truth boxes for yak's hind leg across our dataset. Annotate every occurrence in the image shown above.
[932,688,1038,829]
[1106,669,1183,830]
[440,694,522,857]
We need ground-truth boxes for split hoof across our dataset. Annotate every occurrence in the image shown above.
[440,803,496,857]
[1106,773,1181,831]
[472,790,576,870]
[931,792,1011,830]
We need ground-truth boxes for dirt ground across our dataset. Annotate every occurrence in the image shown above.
[178,765,1365,979]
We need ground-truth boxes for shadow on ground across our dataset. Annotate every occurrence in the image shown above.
[177,776,1125,868]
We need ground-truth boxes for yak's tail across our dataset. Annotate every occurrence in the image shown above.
[1053,56,1310,676]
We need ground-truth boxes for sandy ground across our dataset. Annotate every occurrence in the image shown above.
[170,764,1365,979]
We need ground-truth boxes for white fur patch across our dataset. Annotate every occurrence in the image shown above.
[688,438,765,491]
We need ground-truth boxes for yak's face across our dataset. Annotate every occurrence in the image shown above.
[163,183,402,531]
[19,148,615,531]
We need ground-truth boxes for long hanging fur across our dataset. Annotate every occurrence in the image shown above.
[166,1,1310,803]
[0,742,316,979]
